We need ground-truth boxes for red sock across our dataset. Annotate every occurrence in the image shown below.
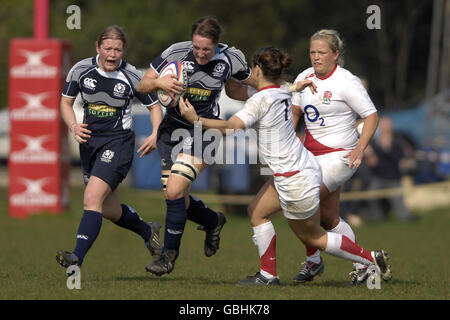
[260,235,277,277]
[340,235,373,263]
[306,245,319,257]
[325,232,374,265]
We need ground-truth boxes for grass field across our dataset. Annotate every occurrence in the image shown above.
[1,185,449,301]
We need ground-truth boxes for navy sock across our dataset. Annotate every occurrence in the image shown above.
[187,195,218,229]
[73,210,103,265]
[114,204,151,242]
[163,197,187,254]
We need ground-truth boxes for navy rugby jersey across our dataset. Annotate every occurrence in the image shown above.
[62,55,157,134]
[151,41,251,127]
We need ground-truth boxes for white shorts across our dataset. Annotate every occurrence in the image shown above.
[274,167,321,221]
[316,150,356,192]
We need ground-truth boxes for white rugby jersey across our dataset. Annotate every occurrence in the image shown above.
[235,85,315,175]
[292,66,377,156]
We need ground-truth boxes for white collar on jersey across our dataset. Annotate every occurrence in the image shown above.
[94,55,128,83]
[95,54,123,73]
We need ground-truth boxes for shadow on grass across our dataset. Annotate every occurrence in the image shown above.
[115,275,237,285]
[115,275,177,282]
[114,275,421,287]
[282,278,421,287]
[284,280,350,287]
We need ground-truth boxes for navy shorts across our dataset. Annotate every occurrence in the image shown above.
[80,130,135,190]
[157,117,222,171]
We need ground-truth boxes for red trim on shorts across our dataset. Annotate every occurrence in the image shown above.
[273,170,300,177]
[258,85,280,92]
[304,128,345,156]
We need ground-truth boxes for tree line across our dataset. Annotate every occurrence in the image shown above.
[0,0,433,111]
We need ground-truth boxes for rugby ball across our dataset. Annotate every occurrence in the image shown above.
[157,61,188,108]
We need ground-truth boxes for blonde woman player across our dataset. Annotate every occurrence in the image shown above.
[56,25,163,272]
[291,29,380,285]
[180,46,391,285]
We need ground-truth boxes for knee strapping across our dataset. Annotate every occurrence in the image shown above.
[170,160,199,186]
[160,173,169,191]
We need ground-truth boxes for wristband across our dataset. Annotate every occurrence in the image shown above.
[287,83,297,92]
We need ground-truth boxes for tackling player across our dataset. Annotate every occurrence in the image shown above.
[179,46,391,285]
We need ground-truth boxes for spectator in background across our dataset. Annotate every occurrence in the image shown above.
[365,116,419,222]
[339,159,372,227]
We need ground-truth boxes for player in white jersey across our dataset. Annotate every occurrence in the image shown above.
[179,46,391,285]
[291,30,380,285]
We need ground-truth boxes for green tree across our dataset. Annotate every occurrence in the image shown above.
[0,0,433,110]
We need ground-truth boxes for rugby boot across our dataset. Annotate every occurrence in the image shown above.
[349,266,370,286]
[371,250,392,281]
[292,258,325,283]
[145,221,162,258]
[55,250,80,276]
[237,272,280,286]
[145,249,177,276]
[197,211,227,257]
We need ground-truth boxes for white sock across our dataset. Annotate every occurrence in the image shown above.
[324,232,373,265]
[252,221,277,278]
[260,269,276,279]
[306,218,355,265]
[306,248,322,264]
[330,217,356,242]
[330,218,366,270]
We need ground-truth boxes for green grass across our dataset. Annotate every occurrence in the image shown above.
[0,186,449,300]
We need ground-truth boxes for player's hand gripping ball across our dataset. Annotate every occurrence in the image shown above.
[157,61,188,108]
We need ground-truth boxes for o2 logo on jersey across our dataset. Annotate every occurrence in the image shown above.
[304,105,325,126]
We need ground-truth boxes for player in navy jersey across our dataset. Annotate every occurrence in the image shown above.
[137,16,255,276]
[56,25,164,272]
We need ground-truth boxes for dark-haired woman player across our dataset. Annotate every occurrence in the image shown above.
[180,46,391,285]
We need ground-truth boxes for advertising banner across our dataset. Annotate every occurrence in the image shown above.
[8,38,71,218]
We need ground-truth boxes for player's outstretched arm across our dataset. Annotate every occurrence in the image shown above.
[179,98,244,135]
